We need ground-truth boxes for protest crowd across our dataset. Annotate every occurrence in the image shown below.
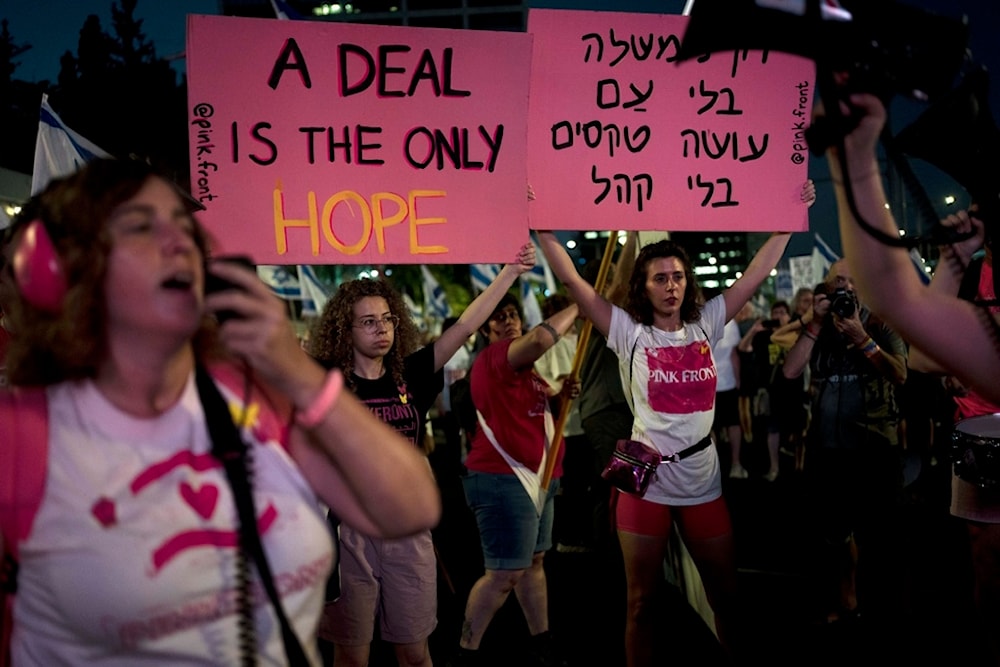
[2,1,1000,666]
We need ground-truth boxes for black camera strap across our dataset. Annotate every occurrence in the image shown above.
[194,364,309,667]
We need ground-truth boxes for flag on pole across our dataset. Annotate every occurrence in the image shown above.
[811,233,840,286]
[32,94,110,195]
[298,265,329,316]
[520,278,543,329]
[421,265,452,319]
[270,0,305,20]
[470,264,500,294]
[402,291,422,321]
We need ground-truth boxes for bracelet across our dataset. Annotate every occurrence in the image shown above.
[860,336,879,358]
[801,329,817,342]
[296,370,344,429]
[538,321,561,344]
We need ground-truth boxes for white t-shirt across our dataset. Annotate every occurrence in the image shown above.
[535,333,584,437]
[714,319,741,393]
[606,296,725,505]
[12,372,333,666]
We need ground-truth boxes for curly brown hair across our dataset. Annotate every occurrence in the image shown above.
[307,278,422,391]
[6,159,214,386]
[625,239,704,325]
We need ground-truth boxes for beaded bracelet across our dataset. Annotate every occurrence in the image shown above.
[296,369,344,429]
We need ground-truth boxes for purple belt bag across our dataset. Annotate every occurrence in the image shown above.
[601,435,713,497]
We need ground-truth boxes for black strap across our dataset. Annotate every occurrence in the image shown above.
[661,434,713,464]
[194,365,309,667]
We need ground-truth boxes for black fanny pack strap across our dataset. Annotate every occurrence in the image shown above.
[195,365,309,667]
[661,434,713,463]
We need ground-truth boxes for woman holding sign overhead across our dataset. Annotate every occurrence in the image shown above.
[308,244,535,667]
[535,179,815,665]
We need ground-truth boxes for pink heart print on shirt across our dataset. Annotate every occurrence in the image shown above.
[645,339,717,414]
[180,481,219,520]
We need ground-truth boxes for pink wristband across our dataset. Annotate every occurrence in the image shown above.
[296,370,344,429]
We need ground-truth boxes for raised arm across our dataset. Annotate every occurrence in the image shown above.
[826,93,1000,404]
[506,302,580,371]
[207,261,441,539]
[535,230,613,337]
[908,210,985,374]
[723,180,814,321]
[433,242,535,371]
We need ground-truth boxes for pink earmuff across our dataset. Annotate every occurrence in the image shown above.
[13,219,68,313]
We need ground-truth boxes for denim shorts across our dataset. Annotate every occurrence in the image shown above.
[461,471,559,570]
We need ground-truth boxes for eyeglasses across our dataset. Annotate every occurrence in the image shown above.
[491,308,520,324]
[353,314,400,333]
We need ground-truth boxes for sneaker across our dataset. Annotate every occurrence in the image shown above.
[764,470,779,482]
[527,631,569,667]
[729,463,748,479]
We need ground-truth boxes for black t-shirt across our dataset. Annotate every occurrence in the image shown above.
[348,344,444,446]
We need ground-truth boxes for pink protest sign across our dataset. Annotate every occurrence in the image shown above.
[186,15,532,265]
[526,9,814,232]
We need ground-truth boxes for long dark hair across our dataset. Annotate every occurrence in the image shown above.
[624,239,703,325]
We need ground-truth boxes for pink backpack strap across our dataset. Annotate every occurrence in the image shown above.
[0,386,48,667]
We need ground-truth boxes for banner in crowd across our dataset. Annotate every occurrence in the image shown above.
[186,15,532,265]
[525,9,813,232]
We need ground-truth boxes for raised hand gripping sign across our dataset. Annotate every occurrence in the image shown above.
[186,15,532,265]
[526,9,814,232]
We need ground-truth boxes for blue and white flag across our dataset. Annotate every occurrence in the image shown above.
[270,0,305,20]
[32,94,110,195]
[257,265,302,299]
[521,240,557,296]
[520,278,543,329]
[421,265,452,319]
[470,264,500,294]
[298,265,329,316]
[811,233,840,285]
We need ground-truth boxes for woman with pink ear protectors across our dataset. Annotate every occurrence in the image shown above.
[0,158,440,666]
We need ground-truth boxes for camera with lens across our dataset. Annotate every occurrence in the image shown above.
[829,288,858,319]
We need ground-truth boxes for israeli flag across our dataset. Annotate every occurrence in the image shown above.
[811,233,840,285]
[520,278,544,329]
[32,94,110,195]
[470,264,500,294]
[520,240,557,295]
[298,265,330,316]
[421,265,452,319]
[257,265,302,299]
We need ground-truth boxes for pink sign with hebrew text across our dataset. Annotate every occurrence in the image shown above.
[526,9,814,232]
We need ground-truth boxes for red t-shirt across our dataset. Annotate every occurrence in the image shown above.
[466,338,564,477]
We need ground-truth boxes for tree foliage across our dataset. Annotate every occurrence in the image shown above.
[0,0,190,186]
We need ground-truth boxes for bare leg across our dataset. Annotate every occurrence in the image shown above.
[394,640,433,667]
[681,531,740,654]
[513,551,549,635]
[333,643,371,667]
[459,568,525,649]
[618,530,671,667]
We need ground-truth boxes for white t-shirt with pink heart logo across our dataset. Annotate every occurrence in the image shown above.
[12,371,333,666]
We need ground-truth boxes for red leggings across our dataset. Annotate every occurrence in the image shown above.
[615,491,732,540]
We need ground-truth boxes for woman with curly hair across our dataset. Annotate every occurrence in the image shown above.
[535,179,815,666]
[309,244,536,667]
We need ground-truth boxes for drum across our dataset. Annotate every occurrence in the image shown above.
[952,413,1000,489]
